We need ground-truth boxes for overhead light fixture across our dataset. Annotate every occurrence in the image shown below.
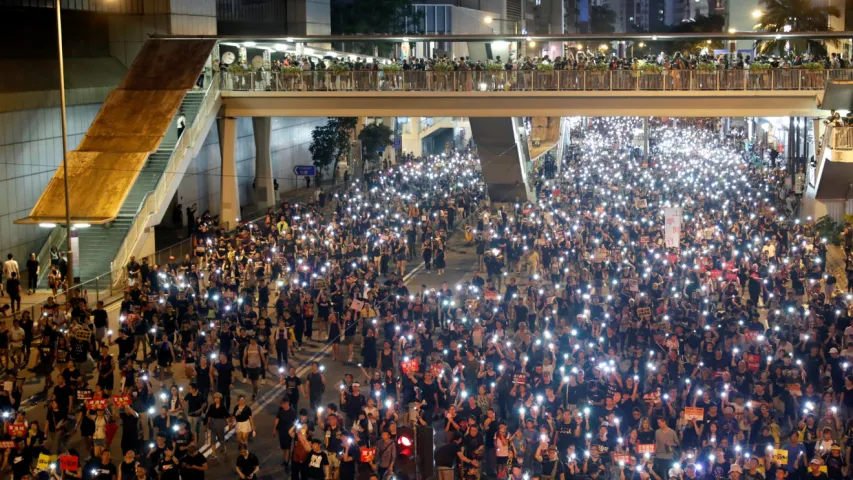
[244,41,256,47]
[39,223,57,228]
[402,37,410,42]
[752,9,763,19]
[484,16,493,24]
[275,43,288,51]
[286,37,295,42]
[73,223,91,229]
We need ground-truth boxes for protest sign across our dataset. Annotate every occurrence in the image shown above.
[59,455,78,471]
[684,407,704,422]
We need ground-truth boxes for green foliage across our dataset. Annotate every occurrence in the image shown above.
[589,5,616,33]
[815,215,844,246]
[799,62,826,71]
[749,63,772,72]
[487,63,505,71]
[432,63,454,72]
[755,0,840,56]
[358,123,393,166]
[640,63,663,74]
[536,63,555,72]
[281,66,303,76]
[588,63,609,73]
[382,64,403,72]
[697,62,717,72]
[310,117,357,180]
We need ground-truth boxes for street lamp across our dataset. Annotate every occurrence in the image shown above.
[482,15,519,34]
[752,9,763,19]
[55,0,74,291]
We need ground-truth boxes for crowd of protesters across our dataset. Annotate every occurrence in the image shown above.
[1,116,852,480]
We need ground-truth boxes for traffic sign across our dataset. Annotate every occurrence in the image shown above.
[293,165,316,176]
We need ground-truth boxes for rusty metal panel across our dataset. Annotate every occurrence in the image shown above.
[28,151,149,223]
[119,39,216,91]
[77,89,184,152]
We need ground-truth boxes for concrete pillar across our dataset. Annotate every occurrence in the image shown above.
[252,117,276,209]
[218,117,240,229]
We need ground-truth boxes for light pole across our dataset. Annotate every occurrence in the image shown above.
[56,0,74,292]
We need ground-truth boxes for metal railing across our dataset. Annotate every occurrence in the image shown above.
[829,125,853,150]
[219,68,853,93]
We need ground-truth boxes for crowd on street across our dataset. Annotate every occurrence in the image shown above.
[1,116,853,480]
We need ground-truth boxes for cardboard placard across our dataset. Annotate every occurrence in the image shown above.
[59,455,78,471]
[744,331,760,343]
[621,278,639,293]
[788,384,802,396]
[484,291,499,301]
[513,374,527,385]
[747,354,761,372]
[643,392,660,404]
[610,250,622,263]
[74,329,91,342]
[666,254,678,264]
[725,272,739,282]
[313,279,328,290]
[684,407,704,422]
[37,453,54,471]
[350,299,365,312]
[612,453,632,465]
[639,236,650,246]
[592,248,608,263]
[77,389,93,400]
[401,359,419,375]
[774,449,788,465]
[112,395,131,408]
[7,424,26,437]
[636,307,652,320]
[637,444,655,454]
[360,447,376,463]
[0,440,16,449]
[595,206,605,214]
[87,399,109,410]
[709,270,722,280]
[634,199,648,209]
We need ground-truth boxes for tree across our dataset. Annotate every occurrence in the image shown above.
[331,0,423,56]
[755,0,840,56]
[309,123,337,180]
[358,123,393,168]
[589,5,616,34]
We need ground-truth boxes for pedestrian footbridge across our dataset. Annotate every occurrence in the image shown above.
[18,38,838,285]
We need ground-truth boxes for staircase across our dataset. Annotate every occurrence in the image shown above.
[70,90,210,284]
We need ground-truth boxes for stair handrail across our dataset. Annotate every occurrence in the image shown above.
[35,224,67,286]
[109,74,221,287]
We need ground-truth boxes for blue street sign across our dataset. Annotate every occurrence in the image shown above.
[293,165,316,176]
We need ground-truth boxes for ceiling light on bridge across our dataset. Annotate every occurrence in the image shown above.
[243,41,256,47]
[728,28,736,34]
[599,44,608,50]
[484,16,494,24]
[274,43,288,52]
[529,41,537,47]
[39,223,57,228]
[652,35,658,40]
[402,37,410,42]
[286,37,294,42]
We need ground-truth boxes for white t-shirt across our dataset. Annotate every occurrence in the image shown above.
[3,259,19,279]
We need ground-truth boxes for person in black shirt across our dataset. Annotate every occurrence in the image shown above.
[158,447,180,480]
[90,450,118,480]
[180,444,208,480]
[274,398,298,466]
[6,440,30,480]
[93,301,109,341]
[213,352,233,411]
[306,439,330,480]
[435,432,478,480]
[236,443,261,479]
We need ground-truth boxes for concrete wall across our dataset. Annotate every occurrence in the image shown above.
[0,103,100,263]
[173,116,327,218]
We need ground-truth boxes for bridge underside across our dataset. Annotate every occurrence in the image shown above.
[221,91,824,118]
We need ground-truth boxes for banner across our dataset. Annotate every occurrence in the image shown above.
[37,454,55,471]
[664,208,683,249]
[637,444,655,454]
[360,447,376,463]
[59,455,78,471]
[0,440,15,449]
[7,424,26,437]
[684,407,704,422]
[87,399,109,411]
[747,354,761,372]
[112,395,131,408]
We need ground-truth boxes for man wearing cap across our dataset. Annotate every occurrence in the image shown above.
[807,458,828,479]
